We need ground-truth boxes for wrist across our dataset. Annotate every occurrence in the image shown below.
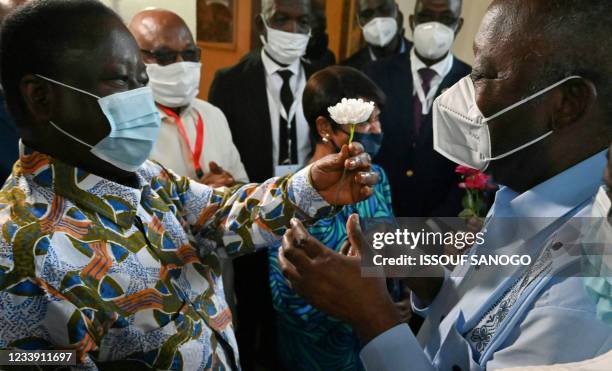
[353,298,402,344]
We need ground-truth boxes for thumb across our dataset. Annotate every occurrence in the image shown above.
[325,144,349,171]
[346,213,366,257]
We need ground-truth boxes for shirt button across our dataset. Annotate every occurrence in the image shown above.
[406,169,414,177]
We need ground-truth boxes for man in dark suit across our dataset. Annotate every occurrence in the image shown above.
[208,1,313,369]
[343,0,411,72]
[366,0,469,217]
[209,0,314,183]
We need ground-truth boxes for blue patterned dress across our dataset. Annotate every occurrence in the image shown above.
[268,164,394,370]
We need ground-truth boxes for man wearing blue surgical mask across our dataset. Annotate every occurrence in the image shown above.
[128,9,248,188]
[278,0,612,370]
[0,1,379,369]
[365,0,469,218]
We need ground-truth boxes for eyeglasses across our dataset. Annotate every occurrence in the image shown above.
[140,47,202,66]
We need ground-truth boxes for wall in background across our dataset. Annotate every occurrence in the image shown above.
[397,0,492,65]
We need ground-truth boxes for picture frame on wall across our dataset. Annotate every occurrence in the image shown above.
[196,0,237,50]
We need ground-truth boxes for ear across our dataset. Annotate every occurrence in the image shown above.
[455,17,464,35]
[408,15,415,32]
[551,78,598,131]
[19,75,53,123]
[315,116,332,138]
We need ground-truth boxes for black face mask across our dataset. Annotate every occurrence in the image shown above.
[330,132,384,158]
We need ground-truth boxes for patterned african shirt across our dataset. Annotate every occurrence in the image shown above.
[0,146,333,370]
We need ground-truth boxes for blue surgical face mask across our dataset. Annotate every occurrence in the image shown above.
[582,185,612,326]
[352,132,384,158]
[36,74,161,172]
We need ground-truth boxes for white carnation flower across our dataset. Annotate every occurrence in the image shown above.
[327,98,375,125]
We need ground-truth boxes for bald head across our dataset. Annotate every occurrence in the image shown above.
[128,8,195,64]
[0,0,27,23]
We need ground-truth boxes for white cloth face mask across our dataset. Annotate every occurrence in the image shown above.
[432,75,583,171]
[362,17,398,47]
[413,21,455,60]
[146,61,201,108]
[260,18,311,65]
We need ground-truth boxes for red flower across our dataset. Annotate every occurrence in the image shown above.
[459,172,490,190]
[455,165,479,176]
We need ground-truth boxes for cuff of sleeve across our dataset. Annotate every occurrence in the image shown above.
[411,268,450,318]
[360,324,419,371]
[287,164,334,220]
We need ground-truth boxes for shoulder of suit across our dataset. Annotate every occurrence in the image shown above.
[213,51,262,80]
[451,56,472,74]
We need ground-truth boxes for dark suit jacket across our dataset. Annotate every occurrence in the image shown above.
[209,50,315,183]
[365,53,471,217]
[342,37,412,72]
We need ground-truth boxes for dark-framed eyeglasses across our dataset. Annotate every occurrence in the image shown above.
[140,47,202,66]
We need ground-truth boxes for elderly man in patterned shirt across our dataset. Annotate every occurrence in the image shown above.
[0,1,379,370]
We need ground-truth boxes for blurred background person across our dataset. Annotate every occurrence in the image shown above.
[366,0,469,218]
[303,0,335,72]
[0,0,27,184]
[343,0,410,72]
[129,8,248,187]
[268,66,395,371]
[208,1,314,368]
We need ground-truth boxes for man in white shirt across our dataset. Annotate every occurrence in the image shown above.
[209,0,313,183]
[279,0,612,369]
[129,9,248,187]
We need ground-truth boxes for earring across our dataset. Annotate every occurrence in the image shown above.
[322,134,330,143]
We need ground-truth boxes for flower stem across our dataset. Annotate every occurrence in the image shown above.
[334,124,357,205]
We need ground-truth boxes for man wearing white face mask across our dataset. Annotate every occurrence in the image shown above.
[208,0,314,368]
[128,9,248,187]
[276,1,612,370]
[343,0,411,72]
[365,0,469,218]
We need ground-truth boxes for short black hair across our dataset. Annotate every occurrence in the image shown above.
[302,65,386,147]
[523,0,612,122]
[0,0,120,124]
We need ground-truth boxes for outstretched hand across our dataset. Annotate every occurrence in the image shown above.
[279,214,401,342]
[310,142,379,205]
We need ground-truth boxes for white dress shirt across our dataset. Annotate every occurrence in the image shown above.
[261,49,311,169]
[360,151,612,370]
[149,98,249,183]
[411,47,454,115]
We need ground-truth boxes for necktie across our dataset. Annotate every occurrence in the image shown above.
[278,69,298,165]
[414,68,437,136]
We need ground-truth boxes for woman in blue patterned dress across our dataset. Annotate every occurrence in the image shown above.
[268,66,395,370]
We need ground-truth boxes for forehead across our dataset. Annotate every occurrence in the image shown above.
[270,0,310,14]
[416,0,460,15]
[133,15,194,50]
[358,0,392,11]
[60,23,141,77]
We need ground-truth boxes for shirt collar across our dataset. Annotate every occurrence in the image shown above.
[19,142,147,228]
[261,48,302,77]
[490,150,608,219]
[368,37,407,62]
[410,46,454,78]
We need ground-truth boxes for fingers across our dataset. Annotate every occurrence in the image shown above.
[209,161,223,174]
[339,240,351,255]
[345,152,371,171]
[281,229,312,271]
[346,214,367,257]
[348,142,365,156]
[290,218,327,259]
[355,171,379,187]
[278,240,300,285]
